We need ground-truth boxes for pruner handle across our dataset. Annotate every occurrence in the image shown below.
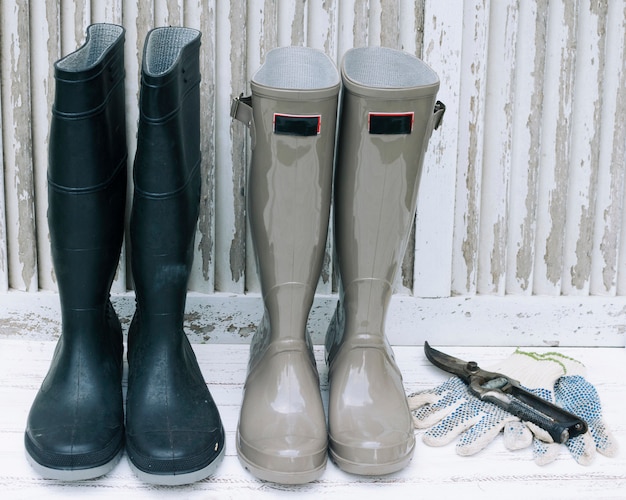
[478,381,588,444]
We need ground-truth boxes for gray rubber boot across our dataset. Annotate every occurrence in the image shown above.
[231,46,340,484]
[326,47,444,475]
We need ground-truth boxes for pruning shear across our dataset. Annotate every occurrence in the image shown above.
[423,342,588,444]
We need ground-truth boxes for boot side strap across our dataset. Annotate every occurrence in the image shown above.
[432,100,446,131]
[231,93,256,148]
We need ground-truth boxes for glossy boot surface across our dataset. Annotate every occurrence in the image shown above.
[24,24,127,480]
[232,47,340,484]
[326,47,443,475]
[126,27,224,485]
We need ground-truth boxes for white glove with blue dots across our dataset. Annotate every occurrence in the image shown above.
[408,350,618,465]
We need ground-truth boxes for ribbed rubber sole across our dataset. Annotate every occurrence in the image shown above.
[236,431,326,484]
[328,440,414,476]
[25,446,123,481]
[127,444,225,486]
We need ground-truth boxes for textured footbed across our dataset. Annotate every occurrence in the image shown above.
[143,27,199,76]
[343,46,438,88]
[56,24,123,72]
[253,46,339,90]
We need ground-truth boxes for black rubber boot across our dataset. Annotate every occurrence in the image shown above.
[24,24,127,481]
[125,27,225,485]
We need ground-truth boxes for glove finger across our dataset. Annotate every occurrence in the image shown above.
[408,392,452,428]
[565,432,596,466]
[533,438,561,466]
[525,421,555,443]
[503,420,533,451]
[412,402,458,429]
[422,401,481,447]
[409,377,471,428]
[456,413,518,456]
[590,420,619,458]
[554,375,618,457]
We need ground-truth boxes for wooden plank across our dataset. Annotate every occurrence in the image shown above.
[477,0,517,295]
[90,0,123,22]
[398,0,424,56]
[153,0,184,25]
[307,0,337,55]
[397,0,423,296]
[243,1,277,295]
[214,1,248,293]
[375,0,401,48]
[350,0,369,50]
[533,0,579,295]
[560,0,607,295]
[28,1,59,292]
[413,0,462,298]
[187,0,218,293]
[450,0,490,295]
[0,0,38,292]
[0,59,7,291]
[277,0,306,46]
[591,0,626,296]
[60,0,89,55]
[307,0,337,296]
[2,339,624,497]
[505,0,548,295]
[336,0,358,59]
[2,291,624,347]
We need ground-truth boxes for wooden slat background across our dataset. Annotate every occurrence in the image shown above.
[2,0,626,301]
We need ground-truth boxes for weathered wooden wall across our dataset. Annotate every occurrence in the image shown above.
[1,0,626,301]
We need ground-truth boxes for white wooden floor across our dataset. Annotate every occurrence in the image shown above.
[1,338,624,500]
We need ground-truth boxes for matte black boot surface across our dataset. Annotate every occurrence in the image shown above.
[126,27,225,485]
[24,24,127,480]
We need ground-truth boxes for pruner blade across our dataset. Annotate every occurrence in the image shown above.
[423,342,588,444]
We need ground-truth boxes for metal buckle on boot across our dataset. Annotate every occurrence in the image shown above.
[432,101,446,130]
[230,94,253,125]
[231,94,256,147]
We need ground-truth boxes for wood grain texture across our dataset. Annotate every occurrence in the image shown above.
[1,1,626,316]
[1,339,623,499]
[1,291,624,347]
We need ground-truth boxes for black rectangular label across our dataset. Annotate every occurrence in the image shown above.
[368,112,414,134]
[273,113,321,136]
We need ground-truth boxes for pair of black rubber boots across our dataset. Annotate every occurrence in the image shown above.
[24,24,225,485]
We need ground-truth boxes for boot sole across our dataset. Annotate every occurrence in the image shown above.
[127,444,225,486]
[236,432,326,484]
[25,447,123,481]
[328,440,414,476]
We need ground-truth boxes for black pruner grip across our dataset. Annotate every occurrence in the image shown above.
[476,380,588,444]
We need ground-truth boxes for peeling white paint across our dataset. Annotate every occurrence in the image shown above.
[1,0,626,314]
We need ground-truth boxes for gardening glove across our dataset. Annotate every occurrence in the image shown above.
[408,349,574,457]
[408,375,522,456]
[528,357,618,465]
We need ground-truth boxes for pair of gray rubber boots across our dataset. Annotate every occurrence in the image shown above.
[232,46,444,483]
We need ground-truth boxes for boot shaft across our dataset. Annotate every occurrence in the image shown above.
[241,46,340,341]
[130,27,202,324]
[49,24,127,189]
[329,47,444,349]
[134,27,202,195]
[48,24,127,313]
[334,47,441,292]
